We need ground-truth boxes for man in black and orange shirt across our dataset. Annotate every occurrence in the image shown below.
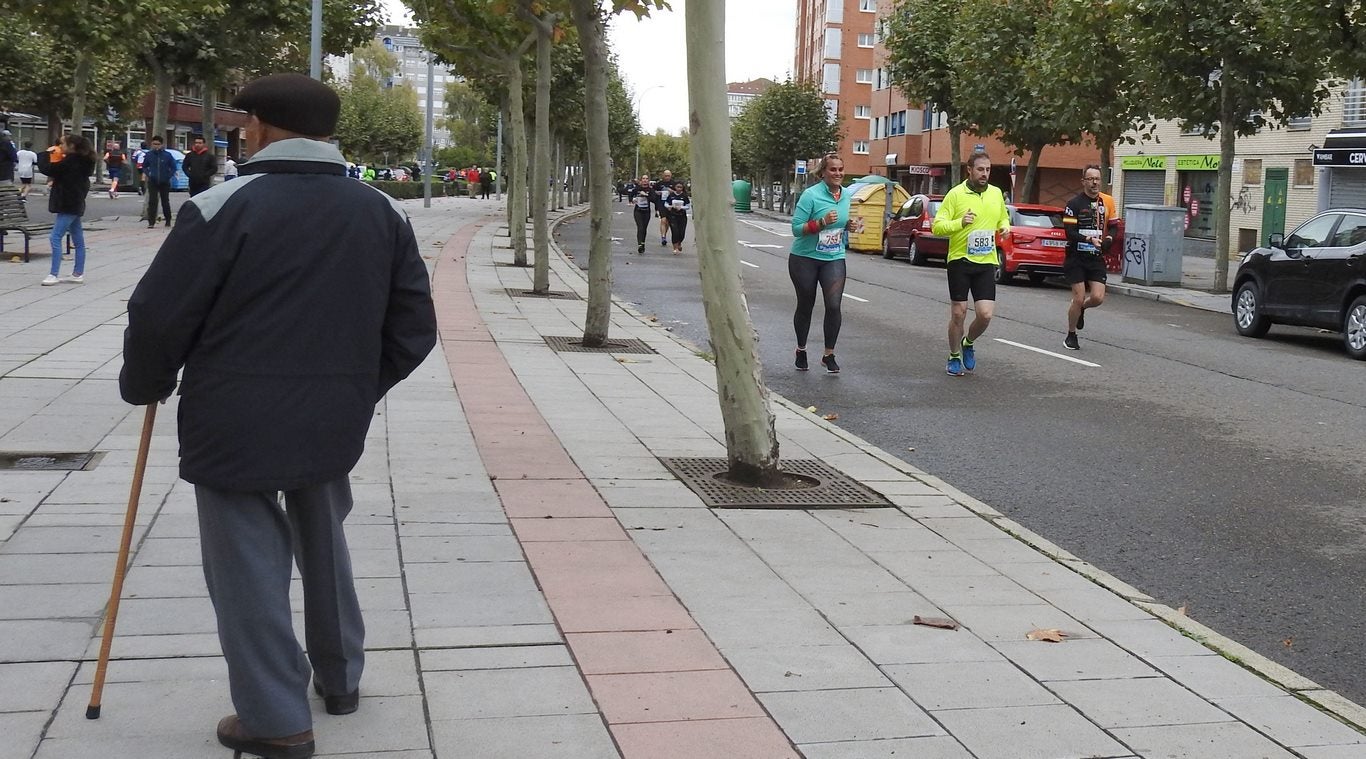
[1061,164,1110,350]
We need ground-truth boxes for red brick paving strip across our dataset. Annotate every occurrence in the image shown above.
[430,224,800,759]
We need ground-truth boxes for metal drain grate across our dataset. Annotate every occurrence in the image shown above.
[0,451,98,471]
[543,336,656,355]
[504,288,580,300]
[660,457,893,509]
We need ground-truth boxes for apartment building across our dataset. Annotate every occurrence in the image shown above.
[794,0,880,175]
[1113,81,1366,255]
[728,78,775,119]
[330,25,455,148]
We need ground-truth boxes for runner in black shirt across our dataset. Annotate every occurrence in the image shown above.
[653,169,674,246]
[1061,165,1110,350]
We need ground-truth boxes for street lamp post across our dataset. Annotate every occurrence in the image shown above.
[632,84,665,179]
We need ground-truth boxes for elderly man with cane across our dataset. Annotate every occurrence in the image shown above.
[118,73,437,759]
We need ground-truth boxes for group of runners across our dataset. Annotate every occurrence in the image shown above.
[788,152,1113,376]
[627,170,691,254]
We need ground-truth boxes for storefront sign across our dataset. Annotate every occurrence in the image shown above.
[1120,156,1167,170]
[1175,154,1220,170]
[1313,149,1366,166]
[905,165,933,175]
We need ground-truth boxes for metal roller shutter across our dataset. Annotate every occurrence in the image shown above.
[1328,170,1366,209]
[1121,171,1165,207]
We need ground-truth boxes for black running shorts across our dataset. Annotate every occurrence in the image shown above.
[1063,253,1108,285]
[947,259,997,302]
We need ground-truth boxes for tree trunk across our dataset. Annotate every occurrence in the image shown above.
[1215,81,1235,293]
[949,123,963,186]
[200,82,216,143]
[46,109,64,147]
[147,55,173,144]
[530,22,552,292]
[570,0,614,347]
[685,0,780,481]
[553,137,564,210]
[1099,138,1114,195]
[1021,142,1044,204]
[69,51,92,137]
[505,57,529,266]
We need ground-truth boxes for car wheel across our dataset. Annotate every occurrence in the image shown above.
[1028,271,1047,285]
[909,239,927,266]
[995,254,1014,285]
[1344,294,1366,360]
[881,236,896,260]
[1234,281,1271,337]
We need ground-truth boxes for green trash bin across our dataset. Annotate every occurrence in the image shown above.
[733,179,752,213]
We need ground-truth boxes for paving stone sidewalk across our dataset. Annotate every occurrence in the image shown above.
[0,196,1361,759]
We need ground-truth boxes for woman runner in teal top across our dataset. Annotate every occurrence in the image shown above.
[789,153,861,373]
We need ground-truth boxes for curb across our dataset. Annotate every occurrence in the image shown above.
[540,205,1366,736]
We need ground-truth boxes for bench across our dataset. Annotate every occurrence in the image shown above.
[0,184,61,263]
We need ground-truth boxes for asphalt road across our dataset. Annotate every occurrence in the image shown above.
[557,203,1366,705]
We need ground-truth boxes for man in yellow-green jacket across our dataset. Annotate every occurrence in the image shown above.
[932,152,1011,376]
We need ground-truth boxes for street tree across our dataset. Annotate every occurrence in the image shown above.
[883,0,968,185]
[637,129,690,180]
[333,41,424,163]
[1122,0,1332,291]
[568,0,669,348]
[729,79,838,213]
[441,81,498,164]
[684,0,780,484]
[517,0,571,294]
[413,0,537,266]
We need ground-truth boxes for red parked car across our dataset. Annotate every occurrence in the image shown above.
[881,195,949,265]
[998,203,1127,284]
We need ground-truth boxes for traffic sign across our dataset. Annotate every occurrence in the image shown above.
[795,160,807,176]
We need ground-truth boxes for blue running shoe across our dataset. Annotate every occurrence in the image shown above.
[947,354,965,376]
[961,338,976,372]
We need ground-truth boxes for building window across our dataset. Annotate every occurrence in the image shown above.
[874,67,889,90]
[1287,114,1312,130]
[859,0,876,11]
[823,29,841,59]
[823,63,841,95]
[854,105,871,119]
[1344,80,1366,127]
[1243,159,1262,185]
[855,69,874,84]
[1293,158,1314,186]
[889,110,907,136]
[857,33,875,48]
[853,141,870,154]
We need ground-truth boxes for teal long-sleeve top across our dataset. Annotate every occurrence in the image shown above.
[790,181,852,261]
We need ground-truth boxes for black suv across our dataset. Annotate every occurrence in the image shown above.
[1232,209,1366,359]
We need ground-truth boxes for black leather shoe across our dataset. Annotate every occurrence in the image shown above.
[216,714,314,759]
[313,679,360,715]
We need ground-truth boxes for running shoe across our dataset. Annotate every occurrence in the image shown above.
[1077,308,1085,331]
[660,235,667,246]
[637,243,644,254]
[822,354,840,374]
[41,274,59,286]
[1064,332,1080,350]
[66,274,84,284]
[946,354,964,376]
[795,349,808,371]
[961,338,976,372]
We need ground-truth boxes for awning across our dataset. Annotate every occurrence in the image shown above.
[1314,129,1366,166]
[884,153,898,165]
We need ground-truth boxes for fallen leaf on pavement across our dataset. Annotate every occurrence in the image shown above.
[1177,603,1190,616]
[1283,637,1294,648]
[1025,628,1068,643]
[911,615,959,630]
[806,406,818,413]
[823,413,839,421]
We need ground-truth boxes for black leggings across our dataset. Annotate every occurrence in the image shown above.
[789,255,846,350]
[634,207,652,245]
[669,213,687,244]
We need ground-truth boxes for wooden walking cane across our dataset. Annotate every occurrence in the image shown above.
[86,403,157,719]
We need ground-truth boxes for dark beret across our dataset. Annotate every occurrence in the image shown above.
[231,73,340,137]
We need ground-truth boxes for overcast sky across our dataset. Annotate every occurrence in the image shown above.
[383,1,796,135]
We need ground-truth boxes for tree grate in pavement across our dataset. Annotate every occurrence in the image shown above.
[503,288,580,300]
[660,457,894,509]
[0,451,99,471]
[543,336,656,354]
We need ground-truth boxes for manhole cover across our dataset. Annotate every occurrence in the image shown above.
[504,288,580,300]
[0,451,98,471]
[543,336,656,355]
[660,457,893,509]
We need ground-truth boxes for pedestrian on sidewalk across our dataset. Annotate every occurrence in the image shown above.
[119,72,438,759]
[654,169,674,246]
[479,166,492,199]
[224,154,238,181]
[1062,164,1110,350]
[933,151,1010,376]
[666,181,690,254]
[103,143,126,198]
[15,141,38,200]
[631,173,653,254]
[140,136,176,228]
[36,134,94,286]
[182,134,217,196]
[789,153,861,374]
[0,130,17,184]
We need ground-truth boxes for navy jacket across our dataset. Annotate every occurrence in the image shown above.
[120,139,438,491]
[142,147,177,184]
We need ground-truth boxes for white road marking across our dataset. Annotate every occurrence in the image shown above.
[842,293,869,303]
[994,338,1101,367]
[739,218,792,237]
[740,260,760,269]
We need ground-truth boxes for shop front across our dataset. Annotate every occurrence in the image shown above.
[1313,130,1366,210]
[1119,155,1167,207]
[1176,154,1220,240]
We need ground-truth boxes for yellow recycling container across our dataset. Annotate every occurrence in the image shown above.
[847,180,912,253]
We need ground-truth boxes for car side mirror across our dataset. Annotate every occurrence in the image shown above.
[908,195,926,217]
[1268,232,1284,249]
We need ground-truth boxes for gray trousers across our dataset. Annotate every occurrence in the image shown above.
[195,477,365,737]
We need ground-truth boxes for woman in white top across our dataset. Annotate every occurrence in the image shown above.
[15,142,38,200]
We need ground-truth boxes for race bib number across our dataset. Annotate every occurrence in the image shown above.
[671,199,684,209]
[635,196,651,208]
[1078,229,1099,254]
[817,227,844,254]
[967,229,995,257]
